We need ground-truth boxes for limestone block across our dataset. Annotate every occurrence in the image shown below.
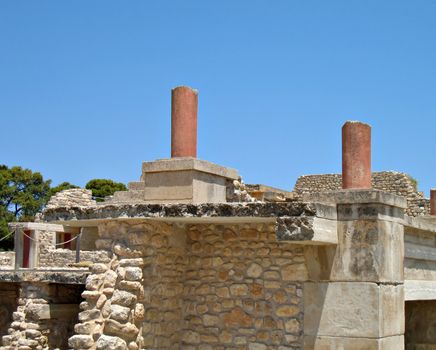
[304,282,404,338]
[331,219,404,282]
[304,335,404,349]
[111,290,137,307]
[117,158,240,204]
[96,335,127,350]
[110,304,131,322]
[68,334,94,349]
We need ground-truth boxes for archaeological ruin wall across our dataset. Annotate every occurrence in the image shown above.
[294,171,430,217]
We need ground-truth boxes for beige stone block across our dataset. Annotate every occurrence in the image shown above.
[304,335,404,350]
[331,220,404,283]
[304,282,404,338]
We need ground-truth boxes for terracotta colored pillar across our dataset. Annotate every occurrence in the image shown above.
[342,121,372,189]
[171,86,198,158]
[431,189,436,215]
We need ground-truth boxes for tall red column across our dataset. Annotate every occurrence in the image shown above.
[431,189,436,215]
[342,121,372,189]
[171,86,198,158]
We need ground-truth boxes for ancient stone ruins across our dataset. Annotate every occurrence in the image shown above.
[0,86,435,350]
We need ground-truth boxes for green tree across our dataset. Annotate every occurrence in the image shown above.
[0,165,52,249]
[85,179,127,202]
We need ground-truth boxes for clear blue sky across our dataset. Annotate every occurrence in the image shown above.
[1,1,435,196]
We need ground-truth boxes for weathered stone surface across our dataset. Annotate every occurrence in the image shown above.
[43,201,316,222]
[68,335,94,349]
[331,219,404,283]
[304,282,404,338]
[110,304,131,322]
[46,188,96,208]
[304,335,404,350]
[111,290,137,307]
[96,335,127,350]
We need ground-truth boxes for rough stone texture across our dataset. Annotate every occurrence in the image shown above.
[44,201,316,222]
[46,188,96,209]
[305,335,404,350]
[294,171,430,216]
[1,283,83,350]
[68,220,306,349]
[304,282,404,338]
[33,229,111,268]
[0,283,18,338]
[182,223,305,348]
[0,252,15,269]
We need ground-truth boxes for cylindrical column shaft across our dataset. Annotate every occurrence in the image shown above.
[431,189,436,215]
[342,121,372,189]
[171,86,198,158]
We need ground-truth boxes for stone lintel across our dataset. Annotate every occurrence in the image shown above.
[404,215,436,233]
[405,280,436,301]
[305,189,407,209]
[0,270,89,284]
[43,201,339,245]
[8,222,80,233]
[141,158,239,180]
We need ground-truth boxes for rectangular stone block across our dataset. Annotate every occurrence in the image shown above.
[331,219,404,282]
[304,335,404,350]
[304,282,404,338]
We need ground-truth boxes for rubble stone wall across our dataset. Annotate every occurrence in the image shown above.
[0,253,14,269]
[69,220,306,349]
[0,283,18,338]
[182,223,305,349]
[294,171,430,216]
[38,230,111,268]
[1,283,83,350]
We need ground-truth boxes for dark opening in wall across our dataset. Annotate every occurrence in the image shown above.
[405,300,436,349]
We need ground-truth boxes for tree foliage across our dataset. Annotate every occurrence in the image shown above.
[85,179,127,202]
[0,165,52,249]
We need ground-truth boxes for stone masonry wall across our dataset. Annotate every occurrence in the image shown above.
[46,189,96,209]
[294,171,430,216]
[1,283,83,350]
[69,220,306,350]
[0,283,18,338]
[182,223,305,349]
[69,220,186,350]
[0,253,15,269]
[38,230,111,268]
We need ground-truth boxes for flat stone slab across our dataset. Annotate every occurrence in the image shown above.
[405,280,436,301]
[43,202,338,245]
[0,269,89,284]
[141,158,239,179]
[305,189,407,209]
[43,201,317,221]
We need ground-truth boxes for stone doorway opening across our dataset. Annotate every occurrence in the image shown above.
[405,300,436,349]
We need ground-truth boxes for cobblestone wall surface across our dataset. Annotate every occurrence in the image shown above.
[69,221,306,350]
[1,283,82,350]
[0,253,14,269]
[46,189,96,209]
[294,171,430,216]
[182,223,305,349]
[38,230,111,268]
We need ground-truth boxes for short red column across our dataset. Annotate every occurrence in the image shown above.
[431,189,436,215]
[171,86,198,158]
[342,121,372,189]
